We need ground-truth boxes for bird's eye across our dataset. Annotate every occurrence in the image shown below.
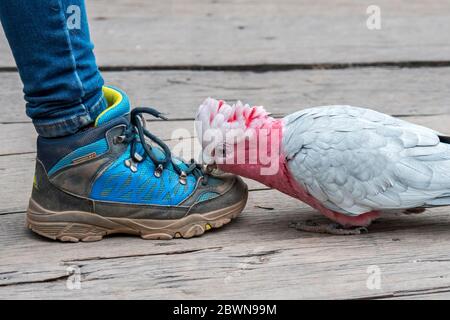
[213,144,227,158]
[222,144,227,157]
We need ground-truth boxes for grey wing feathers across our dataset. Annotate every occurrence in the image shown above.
[283,105,450,216]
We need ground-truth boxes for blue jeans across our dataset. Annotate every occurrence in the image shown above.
[0,0,106,137]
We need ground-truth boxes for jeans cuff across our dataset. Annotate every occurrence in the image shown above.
[33,93,107,138]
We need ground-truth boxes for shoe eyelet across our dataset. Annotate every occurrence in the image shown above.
[125,158,138,173]
[133,152,143,162]
[113,135,126,144]
[154,164,163,178]
[179,171,187,185]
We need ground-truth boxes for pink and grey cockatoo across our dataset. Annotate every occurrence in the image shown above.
[196,98,450,235]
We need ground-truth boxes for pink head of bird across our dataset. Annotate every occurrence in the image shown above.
[195,98,284,176]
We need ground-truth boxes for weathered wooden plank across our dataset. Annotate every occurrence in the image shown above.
[1,0,450,67]
[0,153,35,214]
[1,190,450,299]
[2,67,450,123]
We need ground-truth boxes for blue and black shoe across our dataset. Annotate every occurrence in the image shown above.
[27,86,248,242]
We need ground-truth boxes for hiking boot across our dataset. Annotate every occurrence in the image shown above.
[27,86,248,242]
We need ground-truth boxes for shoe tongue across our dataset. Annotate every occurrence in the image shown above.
[95,86,131,126]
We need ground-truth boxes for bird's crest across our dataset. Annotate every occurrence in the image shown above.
[195,98,271,163]
[196,97,270,137]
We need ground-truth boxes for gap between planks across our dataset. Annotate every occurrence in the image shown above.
[2,60,450,73]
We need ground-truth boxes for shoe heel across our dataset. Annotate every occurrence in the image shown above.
[27,199,107,242]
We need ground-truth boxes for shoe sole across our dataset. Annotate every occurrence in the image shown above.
[26,193,248,242]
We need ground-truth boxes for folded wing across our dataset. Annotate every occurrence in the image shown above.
[283,106,450,215]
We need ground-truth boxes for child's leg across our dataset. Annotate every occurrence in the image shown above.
[0,0,105,137]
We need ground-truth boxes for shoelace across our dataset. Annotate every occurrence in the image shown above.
[115,107,207,185]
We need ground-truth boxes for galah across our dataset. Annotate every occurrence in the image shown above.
[196,98,450,235]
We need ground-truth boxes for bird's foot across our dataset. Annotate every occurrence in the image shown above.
[289,220,368,235]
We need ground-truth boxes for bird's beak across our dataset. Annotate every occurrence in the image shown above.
[203,163,217,174]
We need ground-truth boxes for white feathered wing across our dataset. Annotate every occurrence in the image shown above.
[283,105,450,216]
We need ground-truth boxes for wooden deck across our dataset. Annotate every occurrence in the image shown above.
[1,0,450,299]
